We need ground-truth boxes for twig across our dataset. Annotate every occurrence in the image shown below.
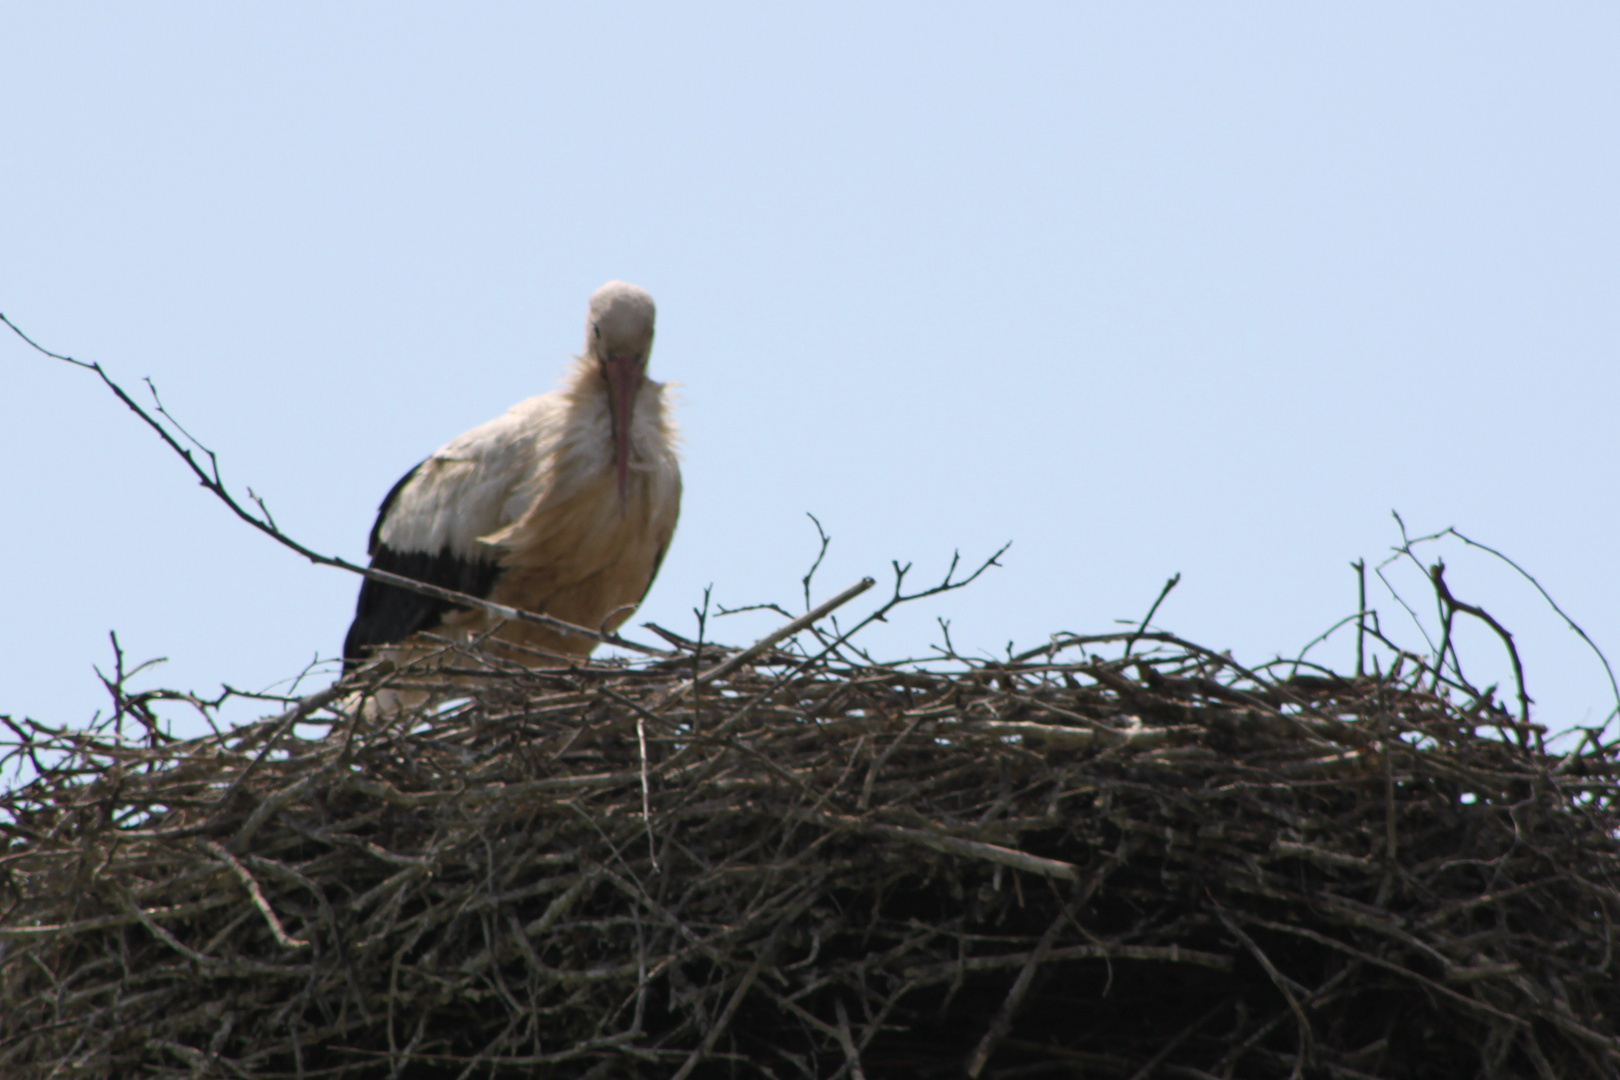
[1124,1000,1227,1080]
[657,577,876,705]
[1443,527,1620,728]
[904,943,1234,982]
[1125,573,1180,657]
[668,927,780,1080]
[812,813,1080,882]
[967,885,1077,1077]
[1217,911,1313,1079]
[1430,561,1533,738]
[858,715,925,812]
[202,841,310,950]
[215,673,383,808]
[1354,559,1367,679]
[637,712,658,873]
[801,512,833,613]
[832,998,869,1080]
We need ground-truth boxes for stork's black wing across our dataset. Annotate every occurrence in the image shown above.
[341,463,503,671]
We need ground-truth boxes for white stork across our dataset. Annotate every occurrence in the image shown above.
[342,281,681,676]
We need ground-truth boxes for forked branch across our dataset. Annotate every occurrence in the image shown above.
[2,313,667,657]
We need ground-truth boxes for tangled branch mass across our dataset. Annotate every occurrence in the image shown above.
[3,596,1617,1079]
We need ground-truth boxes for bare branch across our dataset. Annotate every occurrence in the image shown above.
[1,312,669,657]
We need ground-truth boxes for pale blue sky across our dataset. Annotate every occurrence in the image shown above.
[4,5,1617,738]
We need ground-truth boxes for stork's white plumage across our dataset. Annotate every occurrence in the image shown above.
[343,281,681,672]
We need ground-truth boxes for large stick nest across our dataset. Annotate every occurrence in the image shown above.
[3,610,1618,1079]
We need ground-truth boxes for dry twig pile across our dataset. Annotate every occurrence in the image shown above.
[4,561,1619,1080]
[7,279,1619,1079]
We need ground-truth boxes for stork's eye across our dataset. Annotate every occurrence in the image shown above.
[593,323,601,339]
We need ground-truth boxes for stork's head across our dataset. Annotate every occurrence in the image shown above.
[587,281,657,363]
[585,281,657,501]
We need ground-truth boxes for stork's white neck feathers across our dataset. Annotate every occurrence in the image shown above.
[552,360,677,483]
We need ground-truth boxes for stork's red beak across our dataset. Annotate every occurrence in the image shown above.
[603,354,642,503]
